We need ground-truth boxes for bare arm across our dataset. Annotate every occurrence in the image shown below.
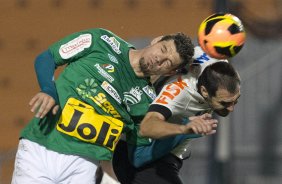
[139,112,218,139]
[139,111,185,139]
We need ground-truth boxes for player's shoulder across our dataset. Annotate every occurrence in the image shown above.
[155,74,193,101]
[76,28,114,37]
[164,73,196,88]
[192,46,228,74]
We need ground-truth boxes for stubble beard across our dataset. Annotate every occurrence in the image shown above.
[215,108,229,117]
[139,57,150,76]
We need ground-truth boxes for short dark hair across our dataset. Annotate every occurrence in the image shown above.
[160,33,194,68]
[197,62,241,97]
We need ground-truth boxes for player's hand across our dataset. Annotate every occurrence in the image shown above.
[184,113,218,136]
[29,92,59,118]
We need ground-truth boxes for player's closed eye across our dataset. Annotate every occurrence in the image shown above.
[161,45,167,53]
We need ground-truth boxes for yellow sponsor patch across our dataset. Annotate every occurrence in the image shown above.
[56,97,124,151]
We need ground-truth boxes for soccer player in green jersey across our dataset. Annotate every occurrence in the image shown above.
[11,28,194,184]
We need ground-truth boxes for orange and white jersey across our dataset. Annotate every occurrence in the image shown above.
[149,72,212,124]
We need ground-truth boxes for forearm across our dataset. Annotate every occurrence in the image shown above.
[139,112,218,139]
[139,113,187,139]
[34,50,58,102]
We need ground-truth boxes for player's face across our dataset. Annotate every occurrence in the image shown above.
[208,88,241,117]
[139,40,182,76]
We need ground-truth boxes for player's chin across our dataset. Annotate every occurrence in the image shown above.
[140,67,150,75]
[214,109,229,117]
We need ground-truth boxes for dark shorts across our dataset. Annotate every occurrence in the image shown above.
[113,140,184,184]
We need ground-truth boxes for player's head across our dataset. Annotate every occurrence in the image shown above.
[159,33,194,68]
[139,33,194,76]
[197,62,241,117]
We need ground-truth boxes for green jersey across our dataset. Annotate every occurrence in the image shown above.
[21,28,155,160]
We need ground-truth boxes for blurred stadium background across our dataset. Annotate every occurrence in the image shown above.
[0,0,281,183]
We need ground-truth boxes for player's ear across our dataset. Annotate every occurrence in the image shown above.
[200,86,209,98]
[151,36,163,45]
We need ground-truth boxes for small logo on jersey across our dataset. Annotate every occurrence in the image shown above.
[101,35,121,54]
[108,54,118,64]
[193,52,210,64]
[76,78,98,99]
[102,64,115,73]
[142,85,156,100]
[101,81,122,104]
[123,87,143,111]
[90,93,121,118]
[59,34,92,59]
[94,64,114,83]
[156,76,187,105]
